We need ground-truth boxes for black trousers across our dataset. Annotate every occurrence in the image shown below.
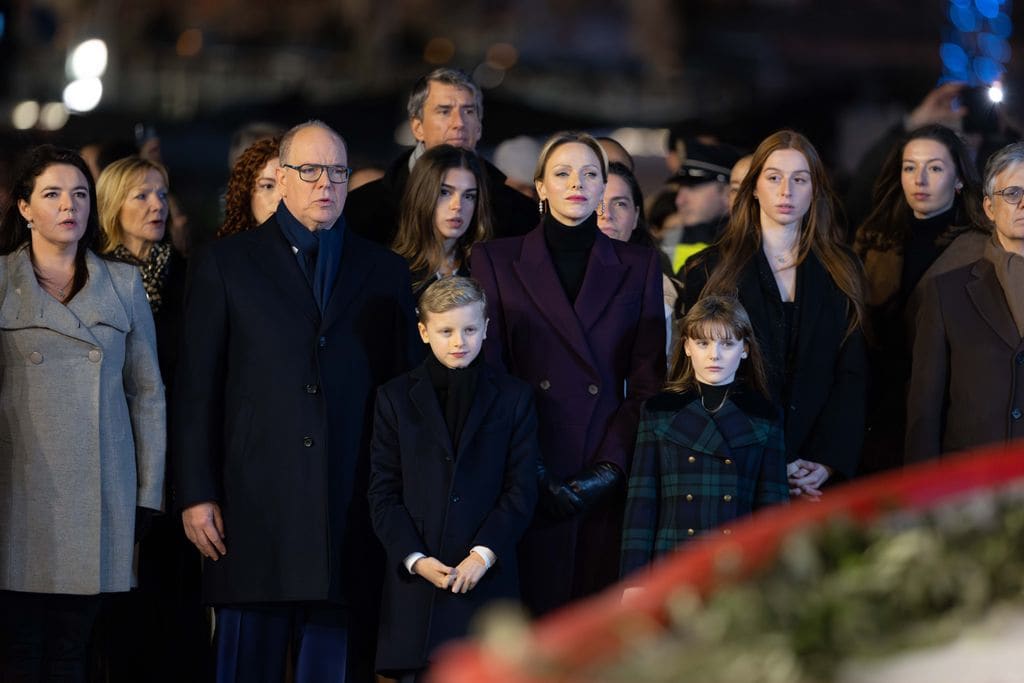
[0,591,102,683]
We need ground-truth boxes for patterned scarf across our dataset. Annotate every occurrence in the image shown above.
[111,242,171,314]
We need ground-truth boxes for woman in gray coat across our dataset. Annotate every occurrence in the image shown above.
[0,145,165,682]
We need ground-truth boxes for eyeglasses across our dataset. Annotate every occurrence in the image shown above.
[993,186,1024,206]
[282,163,351,184]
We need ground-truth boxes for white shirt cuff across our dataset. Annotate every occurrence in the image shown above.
[404,551,426,574]
[470,545,496,570]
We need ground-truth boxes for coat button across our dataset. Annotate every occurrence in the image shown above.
[722,529,732,536]
[723,494,733,502]
[688,455,696,463]
[539,379,551,390]
[450,494,460,503]
[588,384,599,395]
[685,494,693,501]
[305,384,319,394]
[1013,408,1022,420]
[318,336,327,349]
[687,528,695,536]
[724,459,733,465]
[28,351,43,364]
[789,404,797,412]
[302,436,313,447]
[88,349,101,362]
[444,455,453,462]
[1016,351,1024,365]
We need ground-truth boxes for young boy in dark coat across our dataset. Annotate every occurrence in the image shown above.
[620,295,789,597]
[368,276,539,680]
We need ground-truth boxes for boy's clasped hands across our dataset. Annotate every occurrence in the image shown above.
[412,552,489,594]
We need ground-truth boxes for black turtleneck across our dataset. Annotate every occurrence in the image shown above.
[424,352,482,451]
[901,205,958,299]
[543,211,598,303]
[697,380,733,413]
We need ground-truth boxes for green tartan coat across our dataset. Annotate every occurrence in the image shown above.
[620,386,789,579]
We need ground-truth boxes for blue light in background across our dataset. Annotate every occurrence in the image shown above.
[991,12,1012,37]
[0,12,5,41]
[975,0,1001,18]
[950,4,978,31]
[943,0,1012,85]
[941,42,970,71]
[973,56,1003,82]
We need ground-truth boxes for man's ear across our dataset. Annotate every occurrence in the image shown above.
[417,321,430,344]
[983,195,996,222]
[483,317,489,341]
[410,118,425,145]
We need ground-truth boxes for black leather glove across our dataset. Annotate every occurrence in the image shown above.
[134,506,155,544]
[536,459,584,521]
[567,462,624,512]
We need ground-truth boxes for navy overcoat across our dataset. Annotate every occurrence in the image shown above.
[368,362,538,672]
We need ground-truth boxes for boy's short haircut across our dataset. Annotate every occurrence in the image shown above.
[416,276,488,323]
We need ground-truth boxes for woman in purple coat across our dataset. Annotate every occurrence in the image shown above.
[471,132,666,616]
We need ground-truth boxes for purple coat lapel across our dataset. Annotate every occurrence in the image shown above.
[512,228,598,369]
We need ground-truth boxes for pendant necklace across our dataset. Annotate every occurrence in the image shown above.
[698,384,729,414]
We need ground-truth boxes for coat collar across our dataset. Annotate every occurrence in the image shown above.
[511,226,626,369]
[967,257,1020,349]
[653,387,775,456]
[246,219,374,330]
[407,362,499,459]
[1,247,129,347]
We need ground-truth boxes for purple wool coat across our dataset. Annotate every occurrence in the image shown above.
[471,225,666,615]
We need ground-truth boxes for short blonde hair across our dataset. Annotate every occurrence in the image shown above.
[417,276,487,323]
[96,156,169,254]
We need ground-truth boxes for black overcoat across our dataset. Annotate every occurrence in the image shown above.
[172,217,420,605]
[683,247,866,479]
[368,362,539,673]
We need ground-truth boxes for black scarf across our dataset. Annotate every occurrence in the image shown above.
[424,352,482,453]
[111,242,171,314]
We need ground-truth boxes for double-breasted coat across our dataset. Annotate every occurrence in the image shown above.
[470,226,666,615]
[684,248,866,480]
[368,362,539,673]
[0,247,165,595]
[906,253,1024,461]
[173,217,420,606]
[620,388,789,579]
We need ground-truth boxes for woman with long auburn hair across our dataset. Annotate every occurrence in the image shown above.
[683,129,867,498]
[392,144,493,298]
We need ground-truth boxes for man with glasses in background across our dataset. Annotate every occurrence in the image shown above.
[907,141,1024,462]
[174,120,420,682]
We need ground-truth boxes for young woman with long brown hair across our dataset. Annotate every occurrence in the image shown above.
[683,130,867,498]
[393,144,493,298]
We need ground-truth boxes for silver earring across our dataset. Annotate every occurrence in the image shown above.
[598,200,606,216]
[741,352,748,358]
[538,199,545,216]
[26,221,33,230]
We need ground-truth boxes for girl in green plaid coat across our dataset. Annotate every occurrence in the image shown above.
[620,295,789,582]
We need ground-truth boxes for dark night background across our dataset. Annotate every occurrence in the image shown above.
[0,0,1019,240]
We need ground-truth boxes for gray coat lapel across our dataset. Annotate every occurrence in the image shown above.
[0,249,127,347]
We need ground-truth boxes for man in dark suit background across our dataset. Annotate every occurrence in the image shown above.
[344,67,537,246]
[174,120,419,682]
